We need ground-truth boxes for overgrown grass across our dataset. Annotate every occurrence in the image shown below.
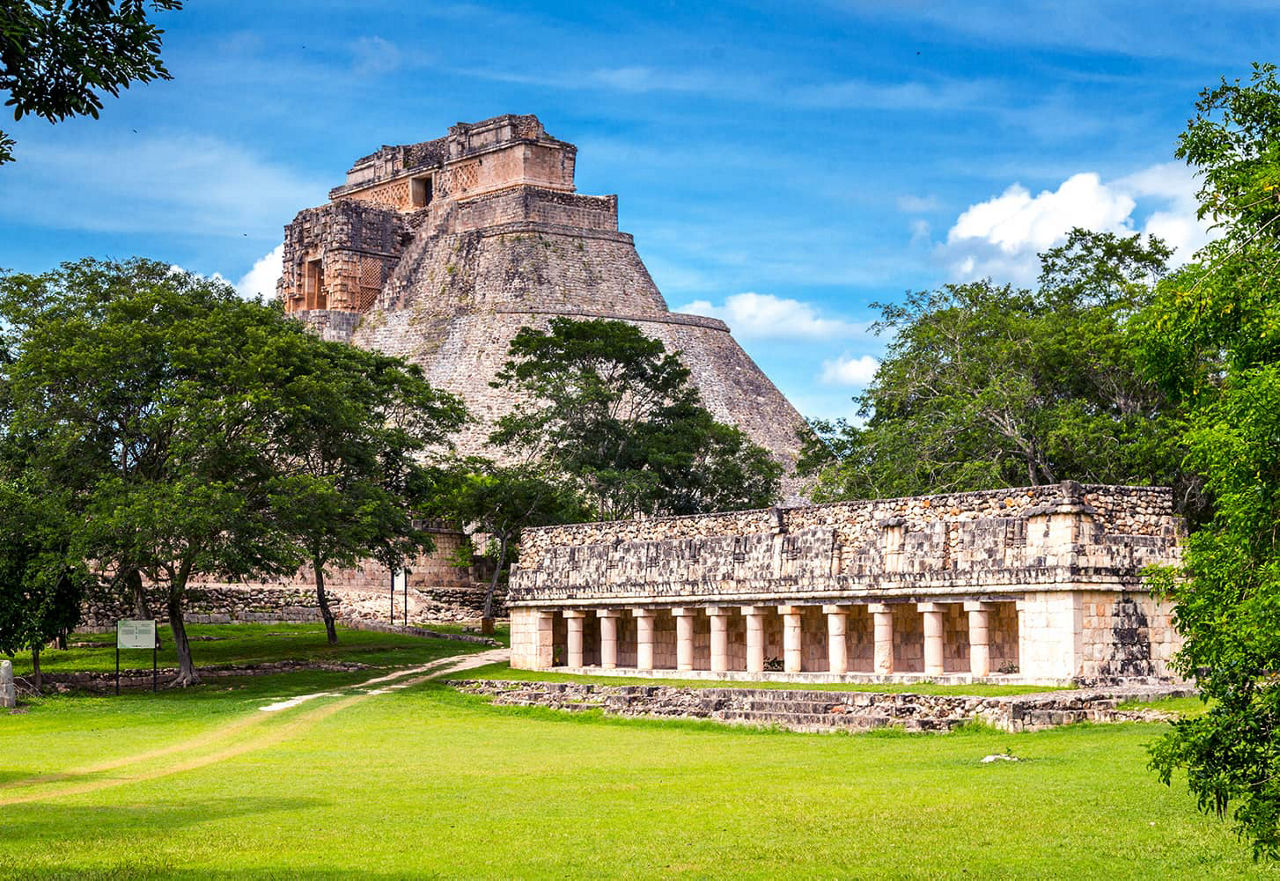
[0,624,1254,878]
[456,661,1068,696]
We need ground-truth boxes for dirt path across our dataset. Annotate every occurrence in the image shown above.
[0,648,509,806]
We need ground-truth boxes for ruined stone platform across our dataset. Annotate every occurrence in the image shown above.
[449,679,1196,734]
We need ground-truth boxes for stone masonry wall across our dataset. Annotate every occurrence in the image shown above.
[1079,589,1179,680]
[511,482,1181,605]
[453,679,1196,734]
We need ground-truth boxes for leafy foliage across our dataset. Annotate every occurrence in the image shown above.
[0,0,182,163]
[266,334,466,645]
[0,474,88,688]
[1143,63,1280,860]
[0,259,308,683]
[800,229,1186,504]
[490,317,781,519]
[427,459,589,620]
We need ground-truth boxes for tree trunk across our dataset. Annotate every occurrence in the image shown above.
[167,585,198,687]
[314,559,338,646]
[481,535,508,634]
[126,569,161,648]
[31,645,41,694]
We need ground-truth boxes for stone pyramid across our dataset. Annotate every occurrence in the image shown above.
[279,114,806,490]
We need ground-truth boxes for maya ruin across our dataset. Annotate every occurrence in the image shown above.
[508,481,1183,685]
[277,113,807,476]
[260,115,1184,687]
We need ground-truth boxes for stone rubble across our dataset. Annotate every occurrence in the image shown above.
[449,679,1194,734]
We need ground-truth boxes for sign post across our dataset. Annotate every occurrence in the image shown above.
[116,619,158,695]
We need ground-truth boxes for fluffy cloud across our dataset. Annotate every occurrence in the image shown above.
[0,132,325,240]
[940,163,1215,284]
[235,244,284,301]
[677,292,867,340]
[820,354,880,386]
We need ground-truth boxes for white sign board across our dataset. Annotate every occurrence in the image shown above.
[117,619,156,650]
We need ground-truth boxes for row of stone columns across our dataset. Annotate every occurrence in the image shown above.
[560,601,999,677]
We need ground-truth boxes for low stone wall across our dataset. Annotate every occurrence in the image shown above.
[80,581,505,630]
[451,679,1196,734]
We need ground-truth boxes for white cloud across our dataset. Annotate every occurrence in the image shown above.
[898,194,940,213]
[677,292,868,340]
[235,244,284,301]
[352,36,402,76]
[1115,161,1211,258]
[820,354,880,386]
[0,131,326,240]
[938,164,1216,284]
[796,77,995,112]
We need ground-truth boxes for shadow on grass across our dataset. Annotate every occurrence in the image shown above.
[0,795,326,840]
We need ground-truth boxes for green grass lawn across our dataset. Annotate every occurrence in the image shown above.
[10,622,487,677]
[457,661,1068,696]
[1117,695,1211,717]
[0,624,1263,879]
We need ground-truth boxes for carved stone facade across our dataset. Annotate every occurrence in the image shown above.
[507,481,1184,685]
[277,113,807,481]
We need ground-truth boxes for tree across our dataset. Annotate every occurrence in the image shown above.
[0,475,88,693]
[0,0,182,164]
[0,258,313,685]
[268,338,466,645]
[1141,64,1280,859]
[429,459,589,630]
[800,229,1186,505]
[490,317,781,519]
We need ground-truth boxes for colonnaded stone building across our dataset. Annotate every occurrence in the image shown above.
[508,482,1184,685]
[277,113,806,473]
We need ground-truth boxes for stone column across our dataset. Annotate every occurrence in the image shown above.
[598,610,620,670]
[707,607,731,673]
[673,607,696,672]
[918,602,945,676]
[1015,600,1027,676]
[964,601,992,677]
[633,609,656,671]
[868,603,894,675]
[0,659,13,709]
[565,610,586,668]
[535,611,556,670]
[779,605,803,674]
[823,605,849,675]
[741,606,767,674]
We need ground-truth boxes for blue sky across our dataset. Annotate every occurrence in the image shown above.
[0,1,1274,420]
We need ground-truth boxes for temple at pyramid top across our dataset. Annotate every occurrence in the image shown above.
[277,114,807,494]
[335,114,577,206]
[279,114,629,314]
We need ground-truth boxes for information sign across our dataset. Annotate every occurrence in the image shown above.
[115,619,159,694]
[117,619,156,649]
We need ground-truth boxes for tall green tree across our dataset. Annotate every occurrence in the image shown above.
[490,317,781,519]
[800,229,1186,504]
[1142,63,1280,859]
[268,339,466,645]
[0,0,182,163]
[0,475,87,692]
[429,459,589,629]
[1,259,309,685]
